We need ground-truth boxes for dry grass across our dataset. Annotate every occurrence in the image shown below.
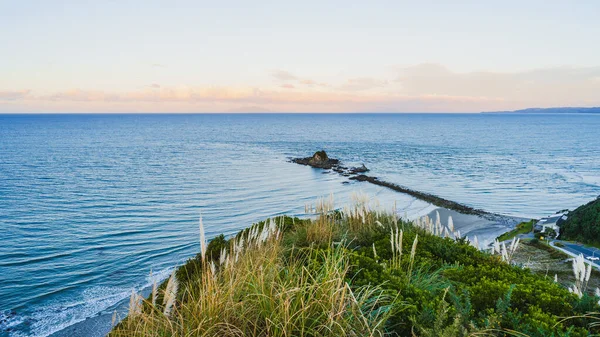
[110,202,397,337]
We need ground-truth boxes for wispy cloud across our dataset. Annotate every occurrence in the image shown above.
[271,70,297,81]
[339,77,388,91]
[280,84,295,89]
[271,70,330,87]
[299,79,316,86]
[0,90,31,101]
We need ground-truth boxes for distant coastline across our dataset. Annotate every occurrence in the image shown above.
[483,106,600,114]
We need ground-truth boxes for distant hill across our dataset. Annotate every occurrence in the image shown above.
[559,197,600,245]
[484,107,600,114]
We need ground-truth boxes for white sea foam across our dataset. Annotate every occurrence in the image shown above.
[6,266,174,337]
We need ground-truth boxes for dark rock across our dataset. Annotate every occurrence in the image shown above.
[348,164,369,174]
[291,150,339,169]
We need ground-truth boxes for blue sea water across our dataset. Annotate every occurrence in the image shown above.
[0,113,599,336]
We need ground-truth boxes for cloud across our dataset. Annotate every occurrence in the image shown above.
[4,85,508,112]
[4,64,600,112]
[298,79,329,87]
[271,70,297,81]
[151,63,167,68]
[0,90,31,101]
[271,70,330,88]
[339,77,388,91]
[394,63,600,106]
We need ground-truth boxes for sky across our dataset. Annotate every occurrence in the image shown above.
[1,0,600,113]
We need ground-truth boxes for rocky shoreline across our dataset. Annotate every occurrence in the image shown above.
[291,150,497,218]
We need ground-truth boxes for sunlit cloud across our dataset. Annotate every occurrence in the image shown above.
[3,64,600,113]
[271,70,297,81]
[339,77,389,91]
[271,70,328,88]
[394,64,600,106]
[0,90,31,101]
[299,79,316,86]
[2,86,511,113]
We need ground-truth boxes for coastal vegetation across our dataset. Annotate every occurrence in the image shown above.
[496,220,535,242]
[559,197,600,246]
[111,195,600,336]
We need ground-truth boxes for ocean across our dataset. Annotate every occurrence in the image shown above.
[1,113,599,336]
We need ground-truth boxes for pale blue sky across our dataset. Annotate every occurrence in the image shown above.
[1,1,600,112]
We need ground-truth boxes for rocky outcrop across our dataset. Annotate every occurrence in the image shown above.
[291,150,340,169]
[291,151,369,175]
[291,150,493,217]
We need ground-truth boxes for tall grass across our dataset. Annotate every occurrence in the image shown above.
[568,254,593,298]
[111,199,399,337]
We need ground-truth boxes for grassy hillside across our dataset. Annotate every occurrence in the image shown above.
[560,197,600,245]
[111,197,600,336]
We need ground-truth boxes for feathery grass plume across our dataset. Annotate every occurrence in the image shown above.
[163,269,178,317]
[210,261,216,279]
[128,289,142,317]
[372,242,378,261]
[219,247,227,265]
[435,211,441,236]
[586,261,593,282]
[571,254,592,295]
[554,274,558,283]
[151,280,157,307]
[447,215,454,233]
[492,239,501,255]
[111,310,117,326]
[472,235,480,250]
[407,234,418,282]
[569,285,583,298]
[148,269,158,307]
[390,227,395,257]
[490,237,521,264]
[501,242,508,262]
[390,226,403,269]
[199,216,207,261]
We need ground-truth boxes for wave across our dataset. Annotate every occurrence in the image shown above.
[2,266,174,337]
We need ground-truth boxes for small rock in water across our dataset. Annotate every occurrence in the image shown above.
[291,150,340,169]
